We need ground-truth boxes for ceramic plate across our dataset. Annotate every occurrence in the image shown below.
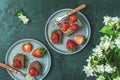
[45,9,91,55]
[5,39,51,80]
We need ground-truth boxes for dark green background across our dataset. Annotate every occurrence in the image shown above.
[0,0,120,80]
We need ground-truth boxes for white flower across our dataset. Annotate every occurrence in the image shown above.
[86,56,98,66]
[100,35,110,50]
[112,17,120,29]
[103,16,120,27]
[83,63,94,77]
[83,16,120,79]
[92,45,104,58]
[102,41,111,51]
[112,17,119,23]
[116,21,120,29]
[100,35,109,42]
[96,75,105,80]
[95,65,104,73]
[104,64,116,73]
[92,45,102,53]
[109,41,115,49]
[113,76,120,80]
[93,46,102,57]
[100,35,115,50]
[99,41,110,51]
[18,14,29,24]
[114,35,120,48]
[86,56,94,63]
[103,16,112,26]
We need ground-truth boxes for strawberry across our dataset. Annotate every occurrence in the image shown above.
[69,24,78,32]
[13,59,22,68]
[50,29,63,44]
[60,22,69,32]
[51,32,59,43]
[22,43,32,53]
[74,35,85,45]
[66,39,77,51]
[32,48,46,58]
[29,67,39,76]
[69,15,77,23]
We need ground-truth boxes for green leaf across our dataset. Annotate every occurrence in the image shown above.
[117,49,120,56]
[90,58,94,65]
[107,75,112,80]
[115,30,120,38]
[113,53,120,69]
[111,72,117,78]
[99,26,113,35]
[15,9,23,16]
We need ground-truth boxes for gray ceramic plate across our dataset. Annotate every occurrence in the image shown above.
[5,39,51,80]
[45,9,91,55]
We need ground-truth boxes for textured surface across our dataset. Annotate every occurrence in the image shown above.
[0,0,120,80]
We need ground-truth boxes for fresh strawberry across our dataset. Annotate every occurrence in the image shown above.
[69,24,78,32]
[60,22,69,32]
[66,39,77,51]
[29,67,39,76]
[13,59,22,68]
[51,32,59,43]
[32,48,46,58]
[74,35,85,45]
[22,43,32,53]
[69,15,77,23]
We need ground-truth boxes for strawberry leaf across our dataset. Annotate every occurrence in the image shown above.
[40,48,46,55]
[68,48,75,51]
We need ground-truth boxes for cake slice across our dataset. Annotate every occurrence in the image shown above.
[50,29,63,44]
[12,54,25,69]
[28,61,42,77]
[58,14,83,36]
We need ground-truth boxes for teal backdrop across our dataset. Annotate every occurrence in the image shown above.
[0,0,120,80]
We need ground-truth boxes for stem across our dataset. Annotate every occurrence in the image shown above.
[106,50,111,55]
[107,74,112,80]
[105,57,110,64]
[112,25,117,39]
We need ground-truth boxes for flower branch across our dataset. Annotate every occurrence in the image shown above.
[83,16,120,80]
[15,9,30,24]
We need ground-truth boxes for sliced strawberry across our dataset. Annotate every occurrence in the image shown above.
[51,32,59,43]
[74,35,85,45]
[69,24,78,32]
[29,67,39,76]
[22,43,32,53]
[32,48,46,58]
[66,39,77,51]
[69,15,77,23]
[13,59,22,68]
[60,22,69,32]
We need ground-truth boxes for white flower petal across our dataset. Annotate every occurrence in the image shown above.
[83,64,94,77]
[18,15,29,24]
[95,65,104,73]
[113,76,120,80]
[103,16,112,26]
[97,75,105,80]
[105,64,116,73]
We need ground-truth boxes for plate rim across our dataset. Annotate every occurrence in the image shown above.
[45,8,91,55]
[5,38,51,80]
